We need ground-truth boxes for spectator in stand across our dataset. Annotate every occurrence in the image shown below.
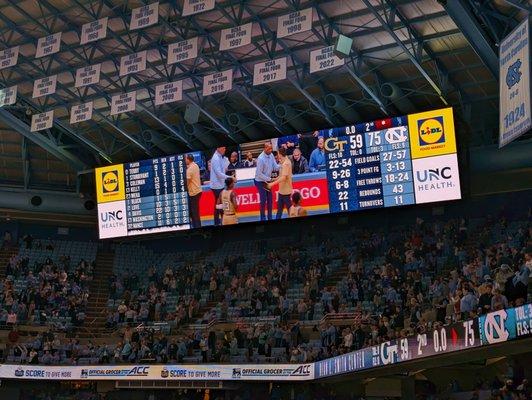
[242,152,256,168]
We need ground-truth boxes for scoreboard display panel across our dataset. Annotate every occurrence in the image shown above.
[96,107,461,239]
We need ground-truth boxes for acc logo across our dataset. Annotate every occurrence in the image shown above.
[483,310,509,344]
[128,366,150,376]
[418,116,445,146]
[291,365,311,376]
[102,171,119,193]
[324,137,348,152]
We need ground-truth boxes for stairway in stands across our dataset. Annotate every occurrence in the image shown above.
[78,251,114,338]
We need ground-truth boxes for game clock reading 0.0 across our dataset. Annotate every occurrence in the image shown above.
[95,107,461,239]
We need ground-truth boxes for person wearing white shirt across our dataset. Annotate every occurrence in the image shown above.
[254,142,279,221]
[209,147,232,225]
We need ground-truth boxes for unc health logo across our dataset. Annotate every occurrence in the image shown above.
[506,59,522,89]
[418,116,445,146]
[101,170,119,193]
[483,310,509,344]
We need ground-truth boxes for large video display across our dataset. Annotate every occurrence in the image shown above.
[95,107,461,239]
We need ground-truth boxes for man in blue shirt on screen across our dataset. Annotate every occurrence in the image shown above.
[309,136,326,172]
[209,147,232,226]
[254,142,279,221]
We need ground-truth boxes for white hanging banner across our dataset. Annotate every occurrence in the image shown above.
[168,37,198,64]
[35,32,62,58]
[119,51,147,76]
[219,22,252,51]
[111,91,136,115]
[182,0,215,17]
[499,18,530,148]
[70,102,93,124]
[309,45,345,74]
[75,64,101,88]
[0,85,17,107]
[203,69,233,96]
[155,80,183,106]
[253,57,287,86]
[31,110,54,132]
[130,2,159,30]
[277,8,313,38]
[80,17,108,45]
[0,46,19,70]
[32,75,58,98]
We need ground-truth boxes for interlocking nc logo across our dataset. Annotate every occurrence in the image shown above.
[483,310,509,344]
[506,59,522,89]
[324,138,348,152]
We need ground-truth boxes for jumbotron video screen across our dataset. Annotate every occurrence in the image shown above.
[95,107,461,239]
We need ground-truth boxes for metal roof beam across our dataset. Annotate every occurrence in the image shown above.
[0,109,86,171]
[362,0,449,106]
[441,0,499,79]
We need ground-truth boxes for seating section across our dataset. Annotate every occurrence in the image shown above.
[1,209,530,366]
[0,239,96,330]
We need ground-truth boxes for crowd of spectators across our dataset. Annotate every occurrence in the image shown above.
[1,208,530,367]
[0,249,94,329]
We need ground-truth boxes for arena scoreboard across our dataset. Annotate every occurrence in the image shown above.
[96,107,461,239]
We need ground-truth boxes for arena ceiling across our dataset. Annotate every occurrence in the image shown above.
[0,0,529,192]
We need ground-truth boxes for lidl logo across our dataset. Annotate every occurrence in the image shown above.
[102,171,119,193]
[407,108,456,159]
[95,164,125,204]
[418,116,445,146]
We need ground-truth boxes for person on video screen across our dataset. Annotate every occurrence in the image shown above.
[185,154,202,228]
[289,191,307,218]
[290,148,309,175]
[209,147,233,226]
[309,136,326,172]
[218,177,238,225]
[226,151,241,173]
[254,142,279,221]
[267,147,293,219]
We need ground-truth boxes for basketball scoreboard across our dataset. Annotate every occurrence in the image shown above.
[95,107,461,239]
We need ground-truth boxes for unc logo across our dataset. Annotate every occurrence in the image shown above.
[324,137,348,152]
[416,167,452,182]
[418,117,445,146]
[100,210,123,222]
[102,171,119,193]
[506,59,522,89]
[483,310,509,344]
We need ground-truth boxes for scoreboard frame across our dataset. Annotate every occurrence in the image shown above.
[95,107,461,239]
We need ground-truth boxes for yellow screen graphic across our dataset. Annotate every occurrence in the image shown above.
[95,164,125,203]
[408,107,457,159]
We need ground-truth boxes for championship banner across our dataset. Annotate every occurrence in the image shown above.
[219,22,252,51]
[0,46,19,70]
[198,171,330,225]
[168,37,199,65]
[32,75,57,99]
[155,80,183,106]
[30,110,54,132]
[309,46,344,74]
[80,17,108,45]
[0,85,17,107]
[70,101,93,124]
[35,32,62,58]
[130,2,159,30]
[499,18,530,147]
[119,51,147,76]
[277,8,313,38]
[110,91,136,115]
[202,69,233,96]
[182,0,215,17]
[75,64,101,88]
[253,57,287,86]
